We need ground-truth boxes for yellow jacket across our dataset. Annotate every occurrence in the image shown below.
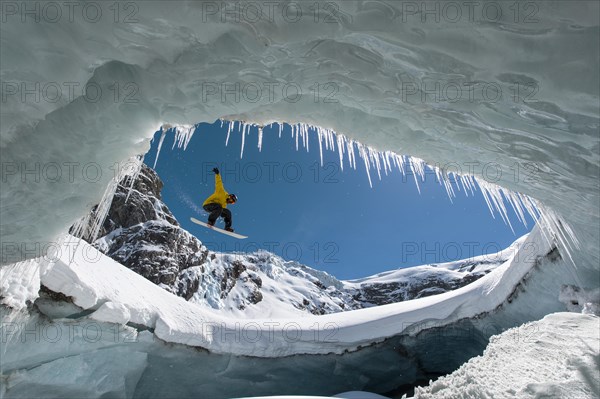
[203,174,230,208]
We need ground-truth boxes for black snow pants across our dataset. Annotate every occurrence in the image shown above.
[203,203,232,229]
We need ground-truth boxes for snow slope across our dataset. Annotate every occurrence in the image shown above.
[31,221,551,358]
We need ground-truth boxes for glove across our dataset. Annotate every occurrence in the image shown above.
[212,167,220,175]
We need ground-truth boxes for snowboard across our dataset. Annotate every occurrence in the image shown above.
[190,217,248,239]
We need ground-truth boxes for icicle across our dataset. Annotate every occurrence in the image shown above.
[326,129,334,151]
[124,155,144,203]
[505,192,527,227]
[434,165,453,199]
[305,125,310,151]
[301,124,309,152]
[294,124,299,151]
[348,141,357,170]
[533,203,579,267]
[317,128,324,167]
[407,158,422,194]
[152,128,167,169]
[395,154,404,175]
[226,120,233,146]
[257,127,263,152]
[383,152,392,174]
[336,134,345,171]
[172,124,196,150]
[71,155,143,243]
[240,122,247,159]
[371,148,382,180]
[479,185,497,219]
[358,146,373,187]
[330,131,335,153]
[462,175,475,196]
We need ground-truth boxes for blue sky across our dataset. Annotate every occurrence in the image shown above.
[143,121,534,280]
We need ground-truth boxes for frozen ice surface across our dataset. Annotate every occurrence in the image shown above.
[3,349,147,399]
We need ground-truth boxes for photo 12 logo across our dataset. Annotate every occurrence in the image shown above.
[202,320,339,344]
[198,1,349,24]
[202,240,340,265]
[200,81,339,104]
[1,1,139,23]
[400,2,540,24]
[1,321,139,345]
[400,80,538,104]
[1,239,103,265]
[1,81,139,104]
[200,161,341,185]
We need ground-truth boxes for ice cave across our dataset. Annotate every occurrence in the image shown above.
[1,1,598,398]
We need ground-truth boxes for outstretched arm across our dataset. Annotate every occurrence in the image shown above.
[213,168,227,195]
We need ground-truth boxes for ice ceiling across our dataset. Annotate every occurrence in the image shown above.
[1,1,598,283]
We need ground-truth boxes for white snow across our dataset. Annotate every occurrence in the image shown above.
[409,312,600,399]
[90,302,131,326]
[0,260,40,311]
[559,285,600,316]
[31,221,553,358]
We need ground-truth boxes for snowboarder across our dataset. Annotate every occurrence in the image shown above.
[202,167,238,232]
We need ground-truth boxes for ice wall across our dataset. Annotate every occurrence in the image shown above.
[1,1,598,280]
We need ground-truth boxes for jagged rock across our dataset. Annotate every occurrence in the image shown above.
[75,164,209,289]
[177,274,201,301]
[247,289,263,305]
[38,285,73,303]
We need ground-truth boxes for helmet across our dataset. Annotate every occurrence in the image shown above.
[227,194,238,204]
